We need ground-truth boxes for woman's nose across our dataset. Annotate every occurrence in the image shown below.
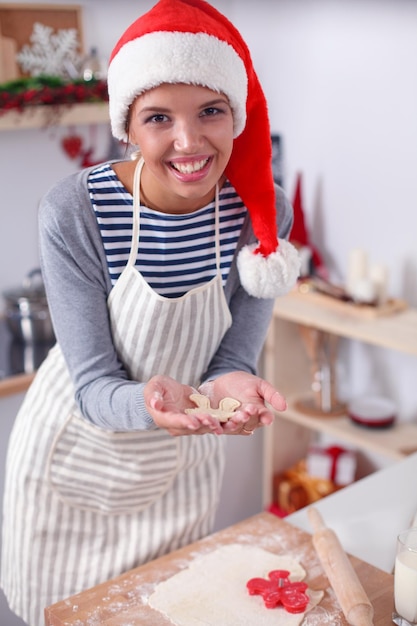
[173,120,203,152]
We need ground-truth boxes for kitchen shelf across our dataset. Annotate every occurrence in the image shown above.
[262,287,417,505]
[0,102,109,131]
[282,396,417,461]
[272,289,417,356]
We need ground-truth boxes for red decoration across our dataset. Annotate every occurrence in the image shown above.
[290,173,327,277]
[247,569,309,613]
[0,77,108,114]
[307,444,356,486]
[61,134,83,159]
[290,174,309,249]
[80,148,97,168]
[60,125,103,169]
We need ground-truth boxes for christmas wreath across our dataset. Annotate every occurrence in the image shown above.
[0,75,108,114]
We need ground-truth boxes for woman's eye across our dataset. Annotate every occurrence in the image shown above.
[147,113,169,123]
[201,106,222,117]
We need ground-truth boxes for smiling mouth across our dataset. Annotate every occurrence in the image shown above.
[170,158,210,174]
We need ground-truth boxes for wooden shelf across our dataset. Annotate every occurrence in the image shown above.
[262,287,417,506]
[281,396,417,461]
[0,102,109,131]
[273,289,417,356]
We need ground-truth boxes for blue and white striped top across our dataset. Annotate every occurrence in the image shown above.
[88,163,247,298]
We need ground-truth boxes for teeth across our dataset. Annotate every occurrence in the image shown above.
[171,158,208,174]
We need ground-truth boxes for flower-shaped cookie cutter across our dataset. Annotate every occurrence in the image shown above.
[246,569,309,613]
[185,393,240,422]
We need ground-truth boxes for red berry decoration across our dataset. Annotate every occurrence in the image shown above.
[246,569,309,614]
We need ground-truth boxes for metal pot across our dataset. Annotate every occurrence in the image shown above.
[3,268,55,344]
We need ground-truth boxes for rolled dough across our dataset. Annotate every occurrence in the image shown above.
[148,544,323,625]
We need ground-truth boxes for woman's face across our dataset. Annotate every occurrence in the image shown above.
[128,83,234,213]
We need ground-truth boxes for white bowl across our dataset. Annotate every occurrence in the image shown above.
[348,396,396,428]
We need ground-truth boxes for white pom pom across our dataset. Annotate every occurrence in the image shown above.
[237,239,301,298]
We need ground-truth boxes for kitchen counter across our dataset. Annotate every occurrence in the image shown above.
[45,511,394,625]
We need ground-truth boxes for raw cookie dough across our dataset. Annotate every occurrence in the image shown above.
[148,544,323,625]
[185,393,241,422]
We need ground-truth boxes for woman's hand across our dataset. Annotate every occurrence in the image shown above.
[144,375,224,436]
[198,372,287,436]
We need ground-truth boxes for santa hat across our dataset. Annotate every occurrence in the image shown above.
[107,0,300,298]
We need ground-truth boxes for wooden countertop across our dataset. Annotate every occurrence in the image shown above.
[45,512,394,625]
[0,371,34,398]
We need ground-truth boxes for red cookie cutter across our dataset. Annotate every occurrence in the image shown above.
[246,569,309,613]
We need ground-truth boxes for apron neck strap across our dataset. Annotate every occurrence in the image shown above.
[129,157,221,271]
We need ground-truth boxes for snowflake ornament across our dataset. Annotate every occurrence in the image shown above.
[16,22,82,78]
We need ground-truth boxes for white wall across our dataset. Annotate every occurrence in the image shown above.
[0,3,416,619]
[231,0,417,420]
[236,0,417,295]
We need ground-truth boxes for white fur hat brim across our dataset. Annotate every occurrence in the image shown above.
[237,240,301,299]
[108,31,247,143]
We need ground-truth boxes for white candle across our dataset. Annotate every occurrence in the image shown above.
[395,548,417,623]
[370,263,389,305]
[346,248,368,297]
[350,277,376,304]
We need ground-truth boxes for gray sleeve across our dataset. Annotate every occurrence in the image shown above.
[202,184,294,381]
[38,168,154,431]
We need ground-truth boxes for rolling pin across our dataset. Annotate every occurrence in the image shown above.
[308,507,374,626]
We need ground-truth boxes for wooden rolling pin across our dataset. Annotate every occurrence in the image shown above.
[308,507,374,626]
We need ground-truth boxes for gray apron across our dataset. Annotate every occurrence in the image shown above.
[1,158,232,625]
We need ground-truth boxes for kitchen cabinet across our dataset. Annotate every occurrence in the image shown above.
[0,102,109,131]
[262,287,417,506]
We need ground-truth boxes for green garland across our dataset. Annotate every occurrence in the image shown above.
[0,75,108,113]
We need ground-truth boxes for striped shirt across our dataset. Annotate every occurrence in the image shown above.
[88,163,247,298]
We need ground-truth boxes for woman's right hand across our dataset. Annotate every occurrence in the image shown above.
[144,375,224,436]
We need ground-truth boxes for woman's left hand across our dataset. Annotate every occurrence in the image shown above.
[198,372,287,436]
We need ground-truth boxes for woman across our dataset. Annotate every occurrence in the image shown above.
[1,0,300,623]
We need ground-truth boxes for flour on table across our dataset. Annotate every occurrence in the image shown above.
[148,544,323,625]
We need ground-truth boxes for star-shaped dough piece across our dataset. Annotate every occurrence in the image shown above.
[185,393,241,422]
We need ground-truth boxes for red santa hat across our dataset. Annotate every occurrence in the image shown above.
[107,0,300,298]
